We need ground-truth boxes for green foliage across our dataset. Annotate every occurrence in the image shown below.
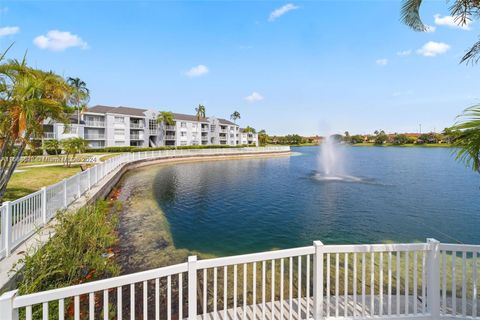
[392,134,409,145]
[230,111,241,123]
[43,139,61,156]
[374,130,388,145]
[61,137,88,166]
[350,135,365,144]
[243,126,257,134]
[157,111,175,125]
[450,105,480,172]
[195,104,206,120]
[13,202,120,318]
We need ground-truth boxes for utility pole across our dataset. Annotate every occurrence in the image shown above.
[419,124,422,134]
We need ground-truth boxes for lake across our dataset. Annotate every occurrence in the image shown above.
[119,146,480,259]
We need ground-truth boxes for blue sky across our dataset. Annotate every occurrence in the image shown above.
[0,1,479,135]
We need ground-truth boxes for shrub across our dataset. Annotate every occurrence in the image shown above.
[13,202,120,317]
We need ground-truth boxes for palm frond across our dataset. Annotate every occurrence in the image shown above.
[400,0,426,31]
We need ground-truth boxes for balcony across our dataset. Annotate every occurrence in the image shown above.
[220,128,227,133]
[84,120,105,127]
[130,134,143,140]
[165,125,176,131]
[85,134,105,140]
[148,129,157,135]
[201,136,208,141]
[6,239,478,320]
[43,132,56,139]
[202,127,209,132]
[165,135,176,140]
[130,123,144,129]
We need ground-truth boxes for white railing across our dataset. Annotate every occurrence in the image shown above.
[84,120,105,127]
[43,132,56,139]
[1,239,478,319]
[130,123,144,129]
[84,134,105,140]
[0,147,290,261]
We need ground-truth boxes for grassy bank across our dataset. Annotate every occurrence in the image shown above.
[5,165,83,201]
[11,201,120,317]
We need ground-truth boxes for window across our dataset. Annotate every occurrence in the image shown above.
[180,132,187,137]
[149,119,157,131]
[181,122,186,128]
[115,116,124,123]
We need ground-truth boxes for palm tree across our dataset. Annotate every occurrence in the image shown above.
[195,104,206,121]
[67,77,90,125]
[230,111,241,123]
[401,0,479,63]
[449,106,480,172]
[0,58,72,201]
[157,111,175,126]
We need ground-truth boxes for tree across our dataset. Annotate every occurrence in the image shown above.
[61,137,87,167]
[343,131,351,143]
[195,104,206,121]
[258,129,268,145]
[374,130,388,145]
[350,135,365,144]
[230,111,241,123]
[401,0,480,64]
[44,139,61,156]
[449,106,480,172]
[66,77,89,125]
[0,57,72,202]
[243,126,256,134]
[392,134,409,145]
[157,111,175,126]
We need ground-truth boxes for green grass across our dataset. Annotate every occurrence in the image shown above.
[5,165,83,201]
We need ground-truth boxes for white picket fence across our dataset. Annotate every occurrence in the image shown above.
[0,239,478,319]
[0,146,290,260]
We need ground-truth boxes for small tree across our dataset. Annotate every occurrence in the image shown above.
[157,111,175,126]
[374,130,388,145]
[61,137,87,167]
[392,134,409,145]
[350,135,365,144]
[44,139,61,156]
[195,104,206,121]
[230,111,241,123]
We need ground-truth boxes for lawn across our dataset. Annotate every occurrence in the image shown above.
[4,165,83,201]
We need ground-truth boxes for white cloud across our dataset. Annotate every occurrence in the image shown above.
[0,26,19,37]
[397,50,412,56]
[185,65,209,77]
[425,25,436,32]
[434,14,472,30]
[417,41,450,57]
[376,58,388,66]
[269,3,299,22]
[33,30,88,51]
[244,92,264,103]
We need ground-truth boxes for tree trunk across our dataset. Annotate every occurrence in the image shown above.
[0,142,26,203]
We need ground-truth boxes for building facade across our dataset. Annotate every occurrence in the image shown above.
[41,105,258,148]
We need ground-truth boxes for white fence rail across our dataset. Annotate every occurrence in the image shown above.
[1,239,478,319]
[0,146,290,260]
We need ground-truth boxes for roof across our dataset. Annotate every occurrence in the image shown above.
[87,105,147,117]
[172,113,208,123]
[218,118,236,126]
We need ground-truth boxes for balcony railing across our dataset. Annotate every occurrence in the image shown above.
[202,127,209,132]
[85,134,105,140]
[165,135,176,140]
[43,132,55,139]
[220,128,227,133]
[84,120,105,127]
[202,136,208,141]
[130,134,143,140]
[3,239,478,320]
[130,123,144,129]
[165,125,176,131]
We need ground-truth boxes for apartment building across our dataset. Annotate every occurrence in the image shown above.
[41,105,259,148]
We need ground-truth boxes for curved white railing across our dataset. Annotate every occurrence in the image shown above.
[0,239,478,319]
[0,146,290,259]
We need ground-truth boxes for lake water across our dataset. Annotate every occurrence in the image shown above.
[140,146,480,256]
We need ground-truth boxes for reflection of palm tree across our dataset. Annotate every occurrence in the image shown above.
[450,105,480,173]
[230,111,241,123]
[67,77,90,125]
[195,104,206,121]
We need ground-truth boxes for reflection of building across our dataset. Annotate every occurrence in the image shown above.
[41,105,258,148]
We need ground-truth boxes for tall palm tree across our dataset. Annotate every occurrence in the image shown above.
[157,111,175,126]
[230,111,241,123]
[401,0,480,63]
[0,59,72,201]
[449,106,480,172]
[67,77,89,125]
[195,104,206,121]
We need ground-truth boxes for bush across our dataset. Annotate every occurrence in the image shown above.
[86,144,253,153]
[13,202,120,316]
[45,149,61,155]
[23,149,43,156]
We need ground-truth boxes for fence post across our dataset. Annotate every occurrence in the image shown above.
[188,255,197,320]
[63,178,68,208]
[41,187,47,224]
[77,175,81,198]
[87,169,91,190]
[313,240,324,320]
[427,238,440,319]
[3,201,11,257]
[0,290,18,320]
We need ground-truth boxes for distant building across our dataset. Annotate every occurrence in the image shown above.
[40,105,258,148]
